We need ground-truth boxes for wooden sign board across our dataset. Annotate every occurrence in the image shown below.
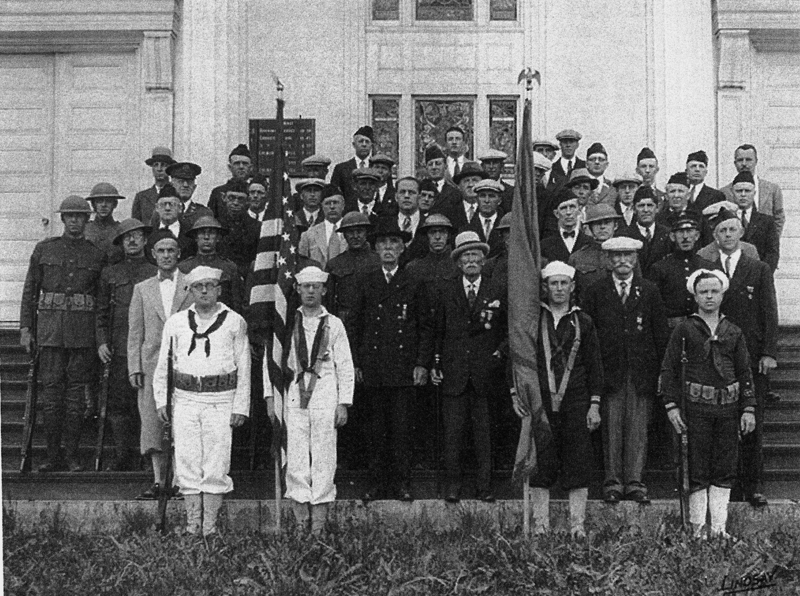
[249,118,316,178]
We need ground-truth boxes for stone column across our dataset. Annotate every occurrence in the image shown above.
[141,31,175,176]
[715,29,753,183]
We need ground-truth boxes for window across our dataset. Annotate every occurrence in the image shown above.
[416,0,473,21]
[489,98,517,169]
[490,0,517,21]
[415,97,474,173]
[371,97,400,172]
[372,0,399,20]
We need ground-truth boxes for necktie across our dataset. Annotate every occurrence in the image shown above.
[484,218,492,239]
[467,204,475,222]
[359,160,366,170]
[385,270,393,284]
[690,185,697,203]
[403,215,411,232]
[362,204,370,216]
[454,161,461,178]
[566,160,574,176]
[644,227,652,242]
[741,209,749,229]
[725,255,732,277]
[619,280,628,303]
[467,284,477,308]
[562,230,575,239]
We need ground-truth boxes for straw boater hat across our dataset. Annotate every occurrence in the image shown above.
[295,266,329,284]
[686,268,729,295]
[451,231,490,260]
[541,261,575,279]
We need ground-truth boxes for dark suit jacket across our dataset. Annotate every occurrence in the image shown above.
[714,254,778,360]
[617,222,672,276]
[294,209,325,235]
[540,230,593,264]
[581,273,669,398]
[445,201,480,234]
[546,157,586,194]
[430,276,505,397]
[132,185,160,225]
[331,158,359,202]
[742,211,779,272]
[466,212,506,258]
[500,179,515,214]
[691,184,726,213]
[347,266,432,387]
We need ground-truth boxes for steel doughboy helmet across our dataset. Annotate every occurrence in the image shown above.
[58,195,92,214]
[87,182,125,201]
[187,215,228,238]
[113,218,150,245]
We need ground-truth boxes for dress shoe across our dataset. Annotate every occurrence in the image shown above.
[477,490,496,503]
[398,488,414,502]
[66,459,85,472]
[135,483,160,500]
[627,491,651,505]
[765,391,781,403]
[444,487,460,504]
[748,493,768,508]
[37,461,66,473]
[604,490,622,504]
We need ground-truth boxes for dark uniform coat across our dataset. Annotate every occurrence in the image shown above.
[646,251,714,319]
[178,253,245,314]
[20,235,107,348]
[330,158,360,203]
[208,179,235,220]
[324,247,381,329]
[540,230,593,265]
[567,241,609,305]
[85,217,124,265]
[582,273,670,399]
[617,222,672,276]
[218,213,262,280]
[691,184,726,213]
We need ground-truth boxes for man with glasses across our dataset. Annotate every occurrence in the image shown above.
[584,142,616,208]
[163,161,211,228]
[208,144,253,221]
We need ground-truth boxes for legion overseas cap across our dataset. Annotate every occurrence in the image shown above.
[354,125,374,141]
[166,162,202,179]
[477,148,508,162]
[732,171,755,186]
[58,195,92,214]
[158,183,180,200]
[601,236,643,252]
[473,179,504,194]
[586,142,608,158]
[370,153,395,167]
[87,182,124,201]
[554,188,579,207]
[424,144,446,163]
[113,218,150,245]
[352,167,382,182]
[541,260,575,280]
[301,154,331,167]
[533,139,559,151]
[296,178,327,192]
[337,211,373,232]
[633,185,657,204]
[584,204,621,225]
[418,213,455,233]
[555,129,582,141]
[149,229,179,247]
[667,172,690,187]
[613,171,643,187]
[295,266,329,284]
[533,152,553,171]
[702,202,739,230]
[686,268,729,295]
[185,266,223,286]
[496,212,513,231]
[452,161,488,185]
[686,150,708,165]
[145,146,176,166]
[637,147,657,163]
[451,230,490,260]
[187,215,228,238]
[229,144,251,159]
[565,168,599,190]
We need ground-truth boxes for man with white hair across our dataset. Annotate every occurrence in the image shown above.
[520,261,602,538]
[660,269,756,538]
[280,266,354,534]
[153,265,250,536]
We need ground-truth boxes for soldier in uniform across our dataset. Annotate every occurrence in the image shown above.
[20,195,107,472]
[660,269,756,538]
[208,144,253,221]
[96,218,157,470]
[348,219,431,501]
[154,266,250,536]
[582,236,669,503]
[162,162,211,228]
[429,231,505,503]
[568,204,621,303]
[216,179,261,281]
[133,146,175,225]
[179,216,245,314]
[523,261,602,538]
[84,182,125,265]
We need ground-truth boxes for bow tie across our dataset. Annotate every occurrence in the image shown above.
[562,230,576,239]
[159,272,175,282]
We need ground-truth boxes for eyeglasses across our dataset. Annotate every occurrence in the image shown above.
[190,282,220,291]
[173,179,195,186]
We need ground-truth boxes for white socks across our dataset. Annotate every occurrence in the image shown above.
[529,488,550,534]
[708,485,731,539]
[568,488,588,539]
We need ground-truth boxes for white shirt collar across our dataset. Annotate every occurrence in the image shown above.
[719,248,742,276]
[248,209,264,221]
[637,222,655,236]
[161,220,181,237]
[383,266,398,281]
[462,276,482,293]
[359,199,375,214]
[613,274,633,291]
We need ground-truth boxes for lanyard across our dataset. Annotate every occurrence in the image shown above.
[541,311,582,412]
[293,312,329,409]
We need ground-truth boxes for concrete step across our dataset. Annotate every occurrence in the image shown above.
[763,420,800,442]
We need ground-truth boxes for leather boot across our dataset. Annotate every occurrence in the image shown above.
[529,487,550,535]
[689,489,708,539]
[184,494,202,535]
[202,493,224,536]
[310,503,328,535]
[568,488,588,539]
[708,485,732,539]
[292,500,311,532]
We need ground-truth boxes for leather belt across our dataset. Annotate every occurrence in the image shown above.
[174,371,238,393]
[38,292,95,312]
[685,381,739,405]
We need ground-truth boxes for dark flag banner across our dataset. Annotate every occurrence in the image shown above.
[510,96,552,483]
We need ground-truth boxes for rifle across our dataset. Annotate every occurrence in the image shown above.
[19,304,39,473]
[94,291,114,471]
[157,337,175,534]
[678,336,690,529]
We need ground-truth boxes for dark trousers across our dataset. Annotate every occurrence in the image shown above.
[737,370,766,496]
[367,386,413,491]
[687,404,739,491]
[443,382,492,493]
[530,405,593,491]
[106,355,140,460]
[39,347,95,462]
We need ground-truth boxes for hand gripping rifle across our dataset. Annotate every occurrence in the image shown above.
[94,291,114,471]
[157,337,175,534]
[678,337,690,529]
[19,295,40,473]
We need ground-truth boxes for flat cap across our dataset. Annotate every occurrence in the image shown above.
[166,162,202,179]
[352,167,382,182]
[112,218,150,245]
[584,204,621,225]
[555,129,582,141]
[301,154,331,167]
[296,178,327,192]
[369,153,395,166]
[532,139,559,151]
[687,269,729,294]
[477,148,508,162]
[87,182,124,201]
[565,168,599,190]
[533,152,553,171]
[541,261,575,280]
[185,266,223,286]
[451,231,489,260]
[686,150,708,165]
[601,236,643,252]
[473,179,504,194]
[145,146,175,166]
[452,161,488,185]
[613,171,643,187]
[295,266,329,284]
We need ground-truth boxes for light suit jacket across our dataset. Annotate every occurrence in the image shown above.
[298,221,345,269]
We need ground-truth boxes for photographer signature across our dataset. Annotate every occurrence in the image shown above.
[720,566,778,594]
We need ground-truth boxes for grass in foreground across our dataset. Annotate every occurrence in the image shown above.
[4,509,800,595]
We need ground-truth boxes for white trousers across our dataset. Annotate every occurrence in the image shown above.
[173,397,234,495]
[285,407,338,505]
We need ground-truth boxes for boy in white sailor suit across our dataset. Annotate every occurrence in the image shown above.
[153,265,250,536]
[281,265,354,534]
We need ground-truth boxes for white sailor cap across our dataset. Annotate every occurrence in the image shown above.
[686,268,729,294]
[541,261,575,280]
[185,266,223,286]
[295,266,329,284]
[601,236,643,252]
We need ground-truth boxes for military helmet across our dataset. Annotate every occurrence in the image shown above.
[187,215,228,238]
[87,182,124,201]
[113,218,151,245]
[58,195,92,214]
